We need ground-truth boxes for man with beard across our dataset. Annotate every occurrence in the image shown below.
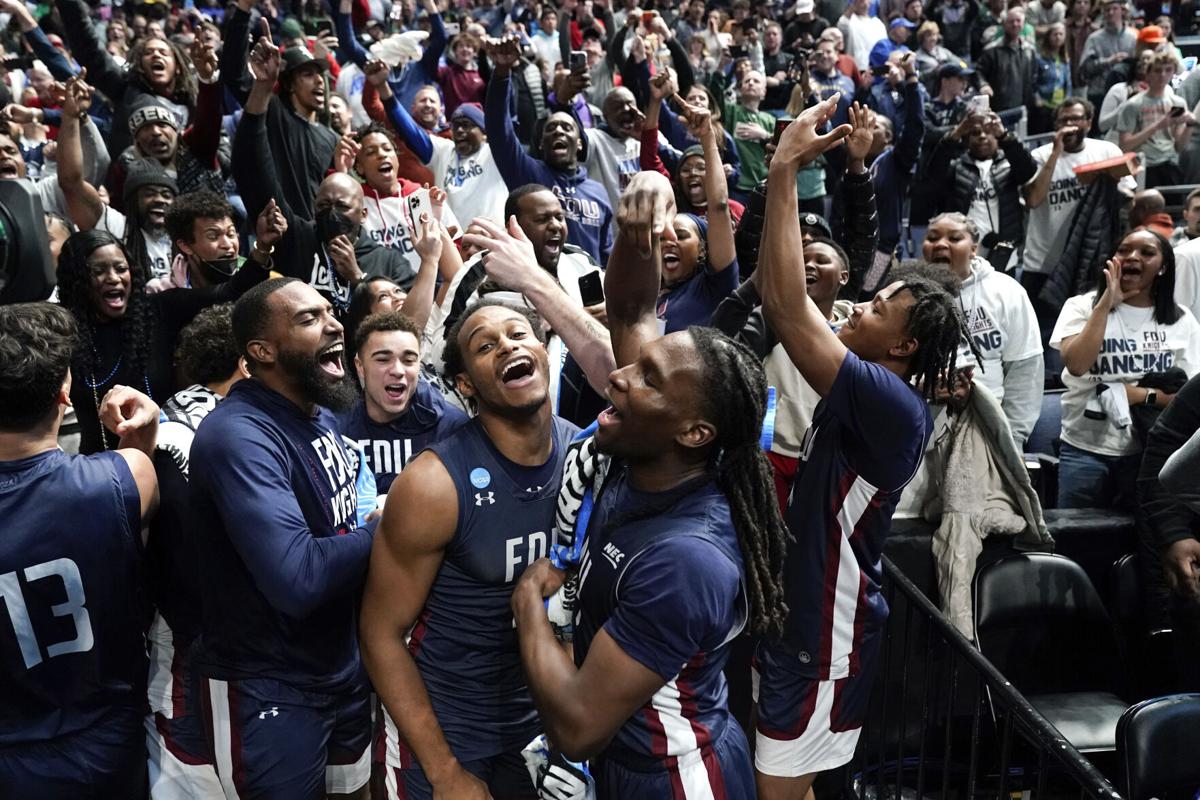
[1023,99,1134,306]
[339,311,468,495]
[108,40,226,206]
[234,43,413,312]
[188,277,374,798]
[367,62,508,225]
[223,16,338,222]
[58,82,177,285]
[486,37,614,265]
[360,299,578,800]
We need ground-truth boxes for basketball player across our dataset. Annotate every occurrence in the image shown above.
[753,96,971,799]
[0,303,157,798]
[360,299,578,800]
[509,170,788,799]
[188,278,375,798]
[338,311,467,495]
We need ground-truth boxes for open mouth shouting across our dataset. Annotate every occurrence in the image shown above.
[662,244,682,275]
[0,158,20,179]
[499,354,536,388]
[317,341,345,379]
[383,380,408,403]
[146,200,171,224]
[548,134,572,159]
[100,287,128,313]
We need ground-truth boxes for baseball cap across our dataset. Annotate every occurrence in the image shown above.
[1136,24,1166,43]
[281,47,330,76]
[794,0,816,13]
[799,212,833,239]
[890,16,918,28]
[937,61,975,79]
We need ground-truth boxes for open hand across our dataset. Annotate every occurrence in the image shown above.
[773,93,851,169]
[461,216,541,293]
[843,102,874,163]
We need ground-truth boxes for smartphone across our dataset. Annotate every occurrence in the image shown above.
[642,10,656,24]
[570,49,587,70]
[966,94,990,115]
[729,44,747,59]
[772,118,792,145]
[578,272,605,306]
[407,188,433,231]
[304,16,333,35]
[1171,105,1186,117]
[870,63,889,77]
[444,21,461,35]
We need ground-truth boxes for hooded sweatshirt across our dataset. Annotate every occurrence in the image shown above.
[486,74,614,265]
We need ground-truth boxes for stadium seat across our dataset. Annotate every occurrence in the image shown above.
[1117,693,1200,800]
[974,553,1128,752]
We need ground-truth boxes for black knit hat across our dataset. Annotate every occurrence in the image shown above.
[123,160,178,203]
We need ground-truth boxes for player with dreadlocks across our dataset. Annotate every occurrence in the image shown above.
[753,94,971,800]
[504,169,785,799]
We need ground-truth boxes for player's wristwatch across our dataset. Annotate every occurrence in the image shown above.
[1144,389,1158,407]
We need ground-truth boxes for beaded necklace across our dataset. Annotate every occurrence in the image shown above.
[86,344,151,451]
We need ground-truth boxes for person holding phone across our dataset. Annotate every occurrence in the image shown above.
[1116,50,1194,188]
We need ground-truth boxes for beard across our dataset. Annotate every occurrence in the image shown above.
[278,347,360,412]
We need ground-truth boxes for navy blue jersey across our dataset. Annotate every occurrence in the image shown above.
[0,450,145,744]
[656,258,741,334]
[337,380,469,495]
[775,351,930,679]
[573,467,747,773]
[189,379,375,693]
[409,415,578,762]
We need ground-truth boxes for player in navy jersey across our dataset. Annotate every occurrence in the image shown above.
[145,304,246,798]
[188,277,376,799]
[0,303,158,798]
[338,311,468,496]
[754,96,973,799]
[360,299,578,800]
[508,170,789,800]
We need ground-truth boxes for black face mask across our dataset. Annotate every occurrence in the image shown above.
[190,254,240,284]
[315,207,358,242]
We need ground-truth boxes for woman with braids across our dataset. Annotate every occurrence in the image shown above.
[56,224,274,454]
[753,94,970,799]
[505,170,785,799]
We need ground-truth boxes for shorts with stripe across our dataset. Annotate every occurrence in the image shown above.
[199,675,371,799]
[380,747,536,800]
[592,723,755,800]
[145,630,221,799]
[0,704,145,799]
[752,641,878,778]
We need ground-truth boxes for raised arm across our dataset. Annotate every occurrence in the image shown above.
[398,214,443,334]
[55,74,105,232]
[232,24,290,223]
[183,39,224,167]
[1059,259,1131,377]
[360,452,492,799]
[417,0,447,78]
[690,101,734,272]
[606,171,675,368]
[485,37,544,188]
[53,0,124,99]
[334,0,371,67]
[1025,124,1072,209]
[1,0,78,80]
[760,95,853,397]
[367,60,434,163]
[840,103,880,293]
[462,216,616,392]
[219,0,259,105]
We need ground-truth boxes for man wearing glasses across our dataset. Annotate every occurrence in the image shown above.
[1022,98,1136,306]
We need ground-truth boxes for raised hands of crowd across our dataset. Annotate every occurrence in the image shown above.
[676,95,714,143]
[485,34,522,72]
[54,69,94,119]
[552,63,592,104]
[255,198,288,249]
[772,93,851,171]
[0,104,42,125]
[310,29,340,62]
[333,134,361,174]
[191,36,219,84]
[616,171,676,258]
[412,210,445,266]
[462,216,542,294]
[843,102,876,167]
[249,19,282,84]
[649,71,676,103]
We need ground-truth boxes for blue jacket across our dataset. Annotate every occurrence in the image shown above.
[485,74,614,265]
[869,79,925,252]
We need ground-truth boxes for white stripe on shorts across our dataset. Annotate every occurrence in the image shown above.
[754,678,861,778]
[325,739,371,795]
[205,678,242,800]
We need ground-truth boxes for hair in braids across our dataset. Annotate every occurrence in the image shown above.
[894,276,979,401]
[689,326,790,639]
[56,231,154,382]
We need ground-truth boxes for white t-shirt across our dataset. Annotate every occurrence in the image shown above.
[967,158,999,238]
[838,13,887,71]
[957,257,1042,402]
[1173,236,1200,322]
[532,31,561,72]
[585,128,645,214]
[1050,292,1200,456]
[97,206,172,279]
[1024,139,1135,274]
[362,186,462,280]
[427,138,508,227]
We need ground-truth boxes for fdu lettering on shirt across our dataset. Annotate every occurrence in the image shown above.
[964,305,1002,353]
[309,427,359,533]
[551,185,604,229]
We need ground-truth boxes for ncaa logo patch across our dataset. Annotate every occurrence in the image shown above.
[470,467,491,489]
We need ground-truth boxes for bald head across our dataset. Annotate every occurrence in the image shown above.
[315,172,368,235]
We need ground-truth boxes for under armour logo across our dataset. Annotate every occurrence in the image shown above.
[475,492,495,506]
[258,707,279,719]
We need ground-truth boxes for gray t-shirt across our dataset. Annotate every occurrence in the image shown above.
[1116,92,1187,167]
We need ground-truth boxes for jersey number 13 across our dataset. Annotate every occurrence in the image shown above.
[1,558,94,670]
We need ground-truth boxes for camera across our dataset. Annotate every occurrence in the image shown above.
[0,179,54,304]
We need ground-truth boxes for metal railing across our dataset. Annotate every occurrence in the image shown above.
[843,556,1123,800]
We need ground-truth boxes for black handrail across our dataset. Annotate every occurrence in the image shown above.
[862,555,1124,799]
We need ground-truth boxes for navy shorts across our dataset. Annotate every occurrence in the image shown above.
[199,675,371,799]
[0,704,145,799]
[591,725,755,800]
[383,748,536,800]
